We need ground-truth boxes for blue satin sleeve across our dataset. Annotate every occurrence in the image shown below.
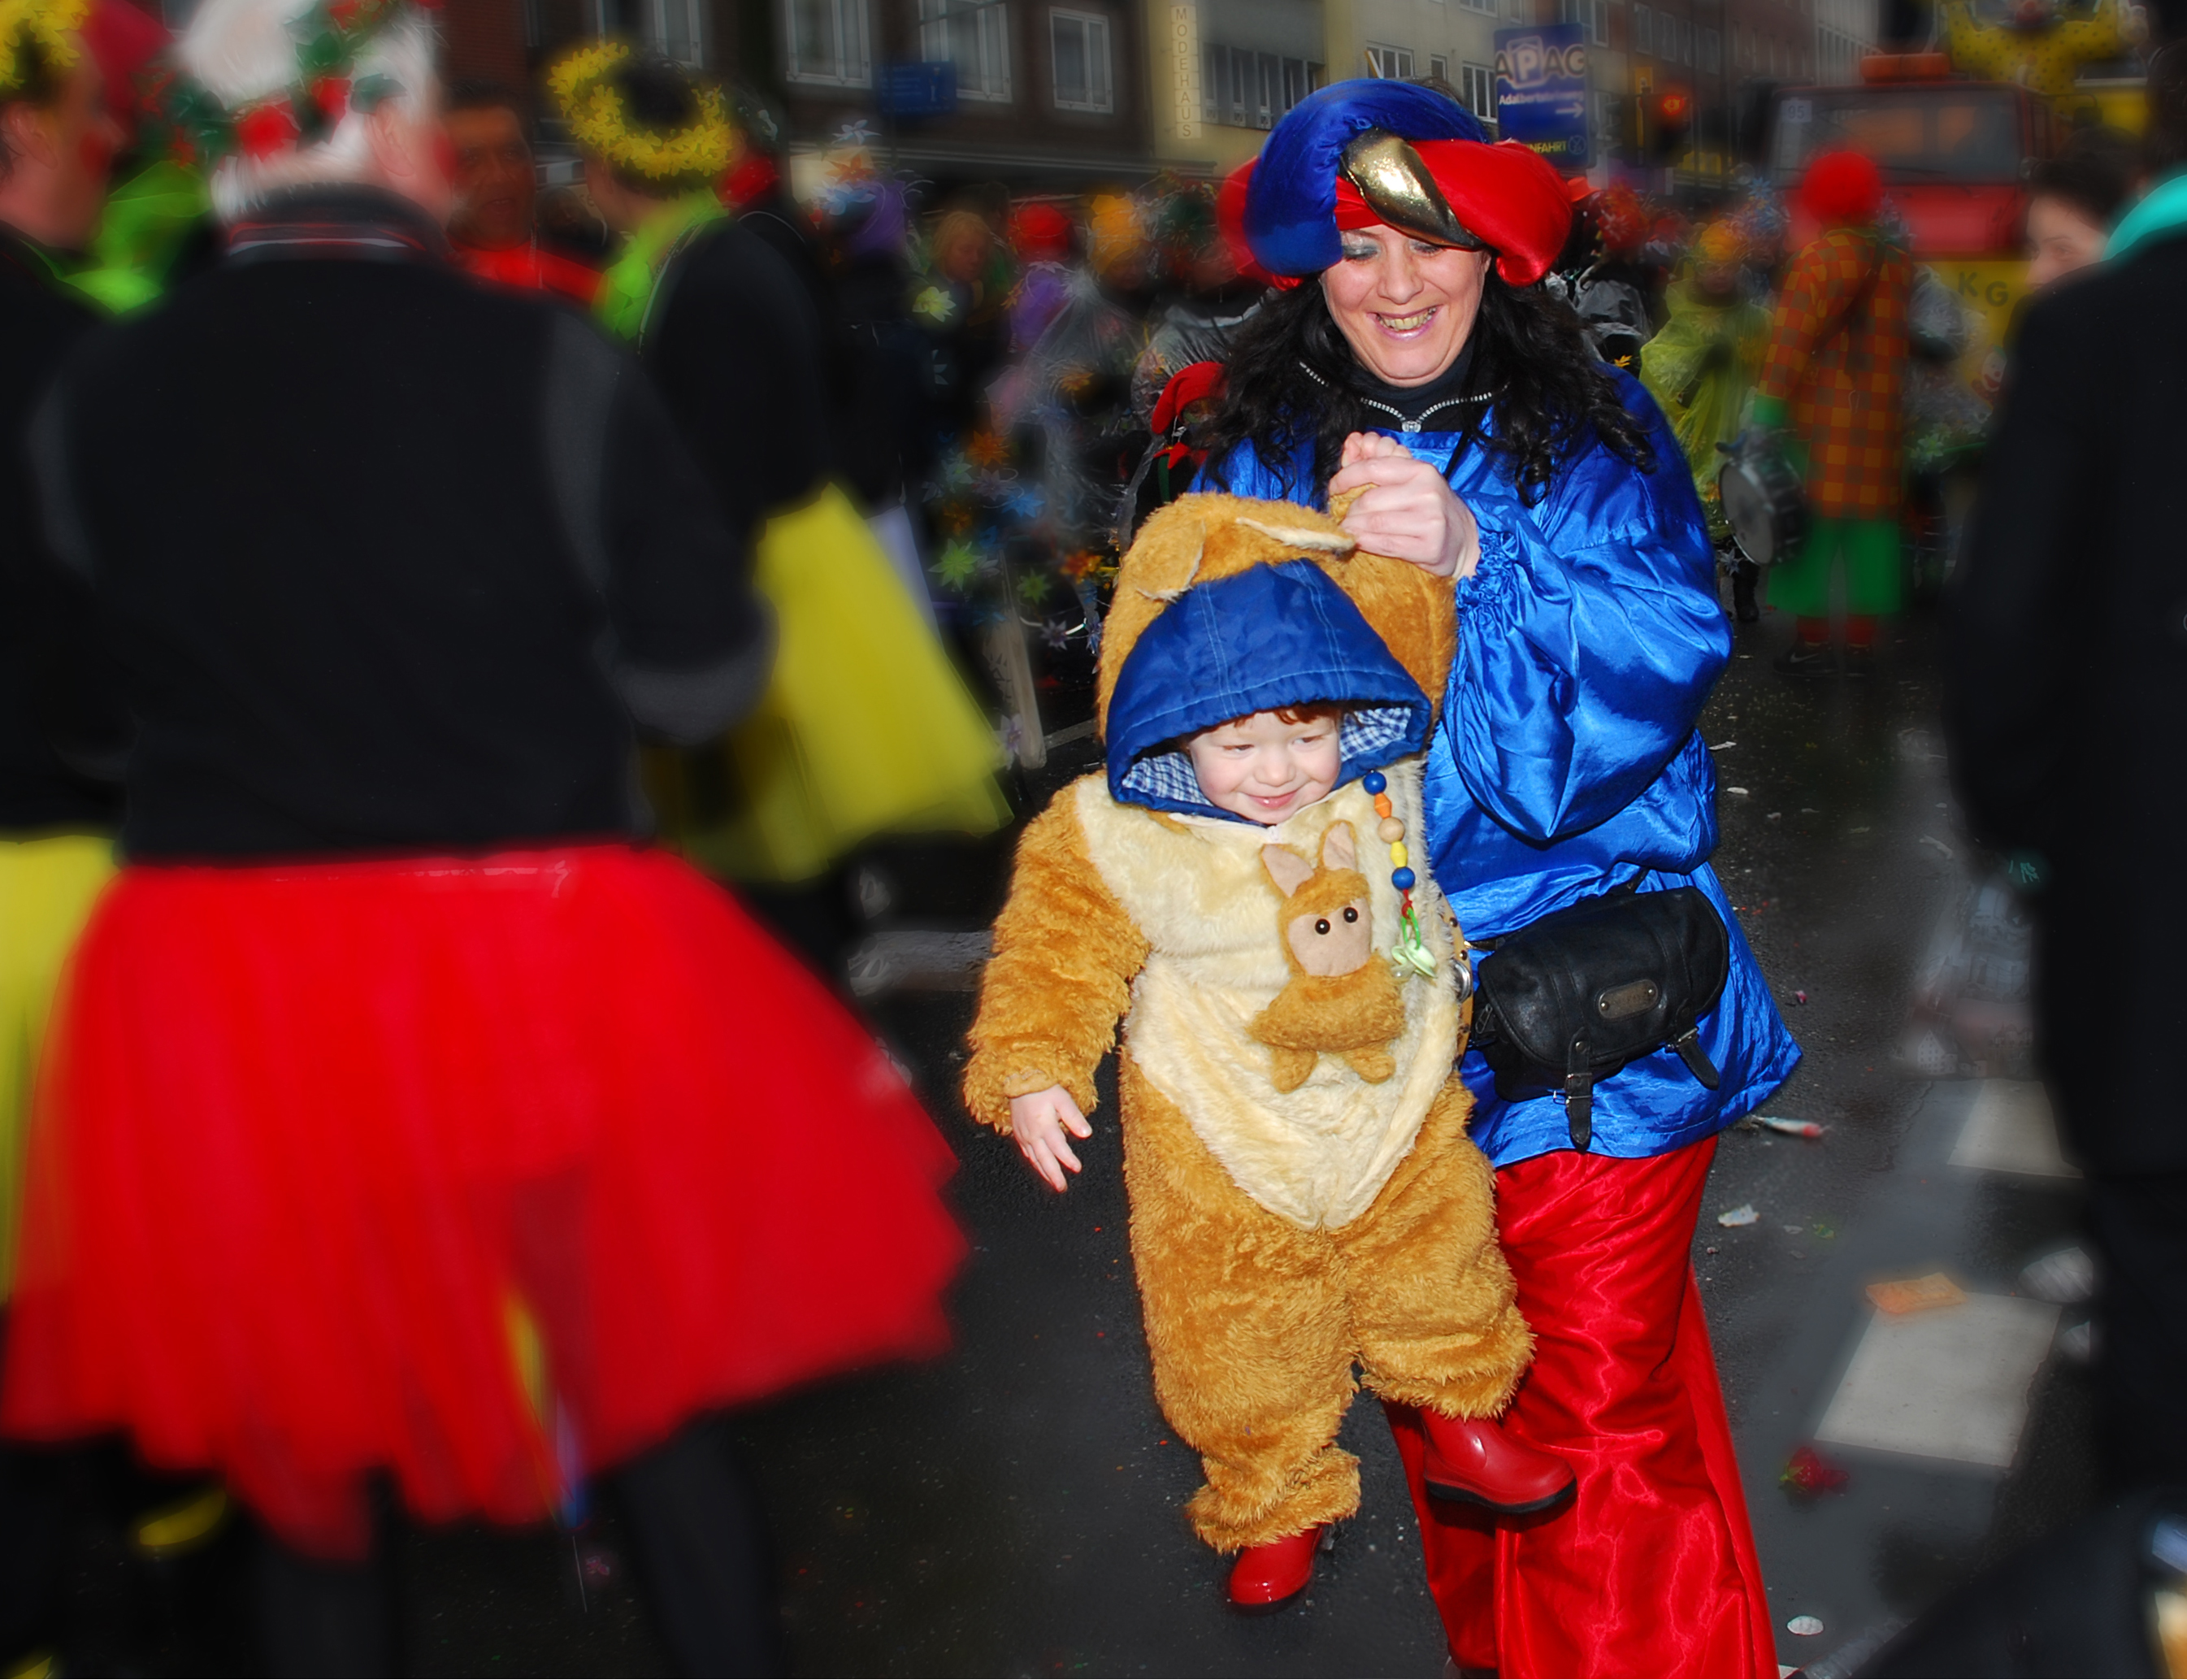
[1445,440,1729,845]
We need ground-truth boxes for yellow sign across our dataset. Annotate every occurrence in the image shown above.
[1918,258,2025,398]
[1171,4,1201,140]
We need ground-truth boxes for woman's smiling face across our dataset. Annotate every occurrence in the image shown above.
[1320,224,1493,387]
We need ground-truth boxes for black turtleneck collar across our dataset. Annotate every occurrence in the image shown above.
[225,185,449,267]
[1352,335,1478,427]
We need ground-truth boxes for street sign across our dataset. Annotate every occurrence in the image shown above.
[878,61,958,116]
[1495,23,1590,169]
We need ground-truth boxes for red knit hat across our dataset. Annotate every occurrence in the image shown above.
[1219,137,1570,289]
[1008,201,1074,263]
[1150,359,1225,436]
[1799,150,1884,227]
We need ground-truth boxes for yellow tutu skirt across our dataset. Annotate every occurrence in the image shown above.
[2,831,115,1299]
[643,484,1010,883]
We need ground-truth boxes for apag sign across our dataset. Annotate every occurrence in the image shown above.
[1495,23,1590,168]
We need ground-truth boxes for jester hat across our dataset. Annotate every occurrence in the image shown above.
[1222,79,1573,288]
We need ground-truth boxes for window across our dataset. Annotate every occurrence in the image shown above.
[1700,25,1721,71]
[1280,56,1313,112]
[1365,44,1415,78]
[1460,0,1497,15]
[601,0,705,60]
[1050,9,1113,111]
[783,0,870,84]
[1554,0,1603,36]
[1430,53,1449,79]
[1633,2,1651,53]
[1460,61,1495,124]
[650,0,704,62]
[921,0,1009,101]
[1202,46,1318,124]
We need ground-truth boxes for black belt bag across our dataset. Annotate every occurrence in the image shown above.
[1470,884,1730,1151]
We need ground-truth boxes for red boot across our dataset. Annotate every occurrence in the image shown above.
[1420,1413,1575,1515]
[1226,1524,1331,1611]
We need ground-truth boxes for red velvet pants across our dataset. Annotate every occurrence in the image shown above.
[1386,1137,1776,1678]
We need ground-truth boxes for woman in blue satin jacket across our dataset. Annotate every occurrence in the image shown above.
[1195,81,1796,1678]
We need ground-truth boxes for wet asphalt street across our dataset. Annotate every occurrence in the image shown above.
[33,588,2098,1677]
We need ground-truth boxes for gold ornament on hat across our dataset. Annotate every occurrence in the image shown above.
[1339,128,1488,253]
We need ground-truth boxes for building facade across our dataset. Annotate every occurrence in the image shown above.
[1139,0,1326,176]
[1813,0,1879,80]
[471,0,1152,187]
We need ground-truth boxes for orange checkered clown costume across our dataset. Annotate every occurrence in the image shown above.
[1755,150,1912,637]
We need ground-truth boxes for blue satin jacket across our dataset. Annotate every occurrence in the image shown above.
[1198,371,1799,1167]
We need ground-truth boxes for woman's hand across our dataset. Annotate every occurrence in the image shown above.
[1009,1085,1091,1192]
[1327,432,1482,580]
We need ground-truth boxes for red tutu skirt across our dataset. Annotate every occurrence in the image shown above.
[2,844,964,1556]
[1386,1136,1777,1678]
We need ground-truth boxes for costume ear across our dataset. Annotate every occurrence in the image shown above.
[1135,522,1205,603]
[1320,821,1357,872]
[1261,844,1317,899]
[1235,515,1357,558]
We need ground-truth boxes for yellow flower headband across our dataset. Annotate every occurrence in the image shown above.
[0,0,88,102]
[546,39,732,191]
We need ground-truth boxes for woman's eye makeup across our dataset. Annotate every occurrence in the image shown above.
[1340,244,1378,262]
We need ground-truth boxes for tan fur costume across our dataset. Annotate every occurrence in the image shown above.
[964,494,1530,1552]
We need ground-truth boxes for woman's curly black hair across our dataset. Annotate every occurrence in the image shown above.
[1201,267,1655,507]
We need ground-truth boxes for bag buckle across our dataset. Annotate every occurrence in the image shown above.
[1564,1035,1593,1151]
[1672,1027,1721,1091]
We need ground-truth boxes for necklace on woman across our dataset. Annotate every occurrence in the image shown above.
[1297,361,1500,434]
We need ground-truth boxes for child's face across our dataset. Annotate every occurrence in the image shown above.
[1187,710,1343,825]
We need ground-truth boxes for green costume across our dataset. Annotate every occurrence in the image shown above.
[1638,280,1771,541]
[1764,514,1903,619]
[592,188,724,345]
[60,161,210,315]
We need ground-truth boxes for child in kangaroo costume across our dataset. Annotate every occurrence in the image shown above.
[963,490,1573,1611]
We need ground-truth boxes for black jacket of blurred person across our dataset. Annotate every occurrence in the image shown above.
[1946,47,2187,1491]
[735,175,913,514]
[1862,1484,2187,1677]
[0,50,124,836]
[0,233,116,831]
[33,186,769,859]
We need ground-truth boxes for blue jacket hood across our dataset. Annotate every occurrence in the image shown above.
[1104,559,1432,822]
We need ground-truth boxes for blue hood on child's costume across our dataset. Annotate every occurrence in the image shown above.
[1104,559,1432,823]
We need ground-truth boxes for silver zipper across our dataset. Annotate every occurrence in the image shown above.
[1298,360,1500,432]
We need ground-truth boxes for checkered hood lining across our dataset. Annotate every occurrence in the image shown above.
[1117,704,1418,821]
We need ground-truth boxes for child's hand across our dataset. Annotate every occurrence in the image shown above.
[1009,1085,1091,1192]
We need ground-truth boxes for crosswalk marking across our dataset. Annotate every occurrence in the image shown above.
[1814,1293,2060,1469]
[1947,1079,2081,1179]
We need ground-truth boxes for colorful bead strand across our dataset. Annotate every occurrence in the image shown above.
[1363,771,1434,977]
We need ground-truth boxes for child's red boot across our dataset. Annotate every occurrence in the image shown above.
[1420,1413,1575,1514]
[1226,1523,1332,1611]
